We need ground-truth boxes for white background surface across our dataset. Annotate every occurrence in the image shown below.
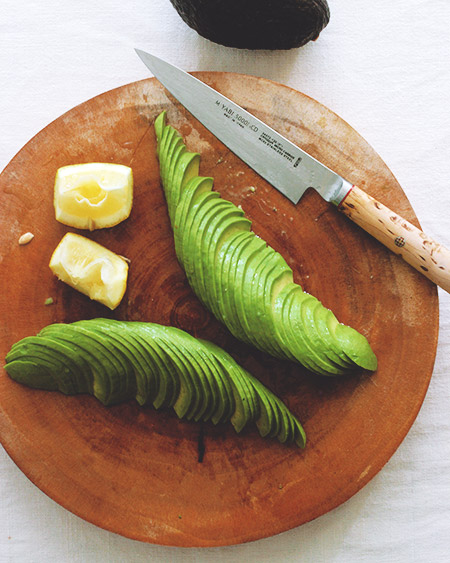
[1,1,450,561]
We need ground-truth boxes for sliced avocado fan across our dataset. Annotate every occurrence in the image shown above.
[154,112,377,376]
[4,319,306,448]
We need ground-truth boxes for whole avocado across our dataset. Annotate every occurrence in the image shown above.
[168,0,330,50]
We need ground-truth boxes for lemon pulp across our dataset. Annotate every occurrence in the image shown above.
[49,232,129,310]
[54,163,133,230]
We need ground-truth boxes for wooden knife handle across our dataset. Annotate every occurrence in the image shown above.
[338,185,450,293]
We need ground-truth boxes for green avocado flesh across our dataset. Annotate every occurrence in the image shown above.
[4,319,305,448]
[155,112,377,376]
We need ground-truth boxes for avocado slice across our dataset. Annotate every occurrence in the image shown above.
[154,111,166,143]
[243,370,305,445]
[158,126,178,191]
[297,297,351,373]
[189,198,232,304]
[208,348,256,433]
[6,341,68,393]
[160,134,201,225]
[196,341,235,425]
[161,136,185,212]
[156,116,171,156]
[194,204,245,299]
[165,144,187,223]
[222,373,250,432]
[149,339,180,410]
[254,387,276,438]
[278,405,296,445]
[272,283,324,372]
[207,214,252,320]
[265,393,283,439]
[245,244,288,356]
[250,375,280,438]
[233,234,267,347]
[159,125,182,166]
[77,319,159,406]
[259,258,293,359]
[170,151,201,219]
[132,323,181,410]
[153,331,202,420]
[288,290,345,375]
[196,202,249,317]
[90,319,157,405]
[174,178,215,265]
[5,359,59,392]
[271,395,293,444]
[213,230,242,328]
[39,324,116,405]
[33,332,94,393]
[311,305,354,370]
[220,231,256,342]
[188,349,221,423]
[71,322,138,400]
[241,241,275,351]
[6,336,83,394]
[181,192,222,297]
[161,327,216,422]
[333,323,378,372]
[293,417,307,448]
[72,320,138,398]
[177,330,233,424]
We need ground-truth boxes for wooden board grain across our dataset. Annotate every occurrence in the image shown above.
[0,74,438,547]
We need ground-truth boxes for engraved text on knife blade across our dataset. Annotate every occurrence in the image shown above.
[215,99,302,169]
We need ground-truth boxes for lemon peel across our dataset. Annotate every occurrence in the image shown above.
[49,232,128,310]
[54,163,133,230]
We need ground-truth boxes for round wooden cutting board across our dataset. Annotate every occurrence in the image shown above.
[0,74,438,547]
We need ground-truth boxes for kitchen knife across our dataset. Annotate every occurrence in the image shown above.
[135,49,450,294]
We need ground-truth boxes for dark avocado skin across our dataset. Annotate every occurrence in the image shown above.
[169,0,330,50]
[5,319,306,448]
[155,112,378,376]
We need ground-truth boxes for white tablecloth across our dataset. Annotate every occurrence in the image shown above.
[1,1,450,561]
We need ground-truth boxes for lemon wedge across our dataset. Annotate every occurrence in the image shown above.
[49,232,129,310]
[54,163,133,230]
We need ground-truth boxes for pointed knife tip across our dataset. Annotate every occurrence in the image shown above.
[134,48,158,66]
[135,48,154,71]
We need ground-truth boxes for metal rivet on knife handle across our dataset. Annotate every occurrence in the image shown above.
[338,185,450,293]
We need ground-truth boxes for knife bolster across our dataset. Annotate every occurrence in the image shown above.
[329,179,354,207]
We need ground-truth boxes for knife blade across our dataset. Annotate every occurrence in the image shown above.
[136,48,450,294]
